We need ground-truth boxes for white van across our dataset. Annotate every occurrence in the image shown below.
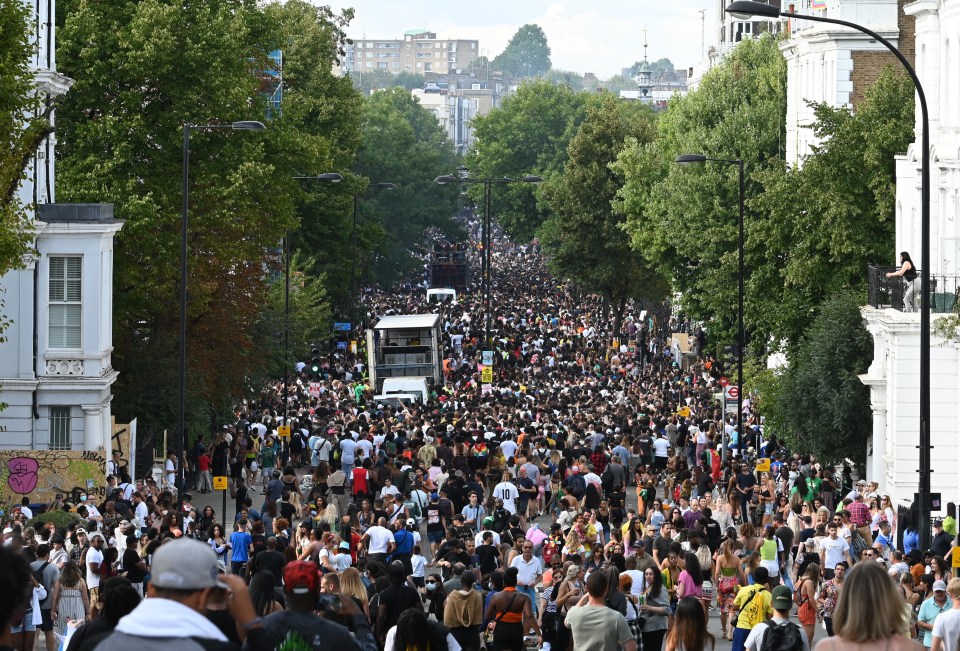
[427,288,457,303]
[373,393,419,409]
[381,377,430,403]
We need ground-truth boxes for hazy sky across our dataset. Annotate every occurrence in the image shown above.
[322,1,718,78]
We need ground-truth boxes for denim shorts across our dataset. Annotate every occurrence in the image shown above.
[11,608,36,633]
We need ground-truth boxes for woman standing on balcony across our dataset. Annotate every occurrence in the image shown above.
[886,251,919,313]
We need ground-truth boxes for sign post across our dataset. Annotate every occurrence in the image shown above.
[214,475,228,520]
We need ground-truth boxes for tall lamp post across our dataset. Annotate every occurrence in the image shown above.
[352,182,396,335]
[725,0,932,549]
[179,120,265,506]
[676,154,745,459]
[434,173,543,346]
[286,174,344,422]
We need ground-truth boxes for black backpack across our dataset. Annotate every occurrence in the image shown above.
[32,561,50,590]
[567,474,586,499]
[759,619,804,651]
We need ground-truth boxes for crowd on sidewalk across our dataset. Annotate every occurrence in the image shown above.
[2,224,959,651]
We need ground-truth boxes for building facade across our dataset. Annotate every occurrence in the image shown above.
[0,0,122,453]
[343,29,479,75]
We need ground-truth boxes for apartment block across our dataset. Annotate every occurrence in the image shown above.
[343,29,480,75]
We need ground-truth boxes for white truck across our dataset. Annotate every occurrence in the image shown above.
[366,313,441,395]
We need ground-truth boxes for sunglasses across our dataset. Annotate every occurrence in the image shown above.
[425,580,438,585]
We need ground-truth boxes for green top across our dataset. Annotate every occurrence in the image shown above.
[760,538,778,562]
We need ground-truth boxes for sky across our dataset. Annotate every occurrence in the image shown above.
[321,1,718,79]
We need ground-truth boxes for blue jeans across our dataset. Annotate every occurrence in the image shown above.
[517,585,538,616]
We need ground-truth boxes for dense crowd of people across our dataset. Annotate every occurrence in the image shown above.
[2,218,958,651]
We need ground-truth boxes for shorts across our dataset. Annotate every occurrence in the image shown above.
[39,608,54,632]
[89,586,101,612]
[654,457,667,471]
[798,599,816,626]
[427,530,444,543]
[12,609,36,633]
[412,576,425,588]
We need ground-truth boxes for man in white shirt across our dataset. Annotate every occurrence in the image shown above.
[492,473,520,515]
[133,492,149,531]
[499,437,518,461]
[86,532,106,619]
[339,435,357,483]
[820,523,852,579]
[510,540,543,615]
[361,517,396,566]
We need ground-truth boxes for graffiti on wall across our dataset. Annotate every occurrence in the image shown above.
[110,417,137,480]
[0,450,106,506]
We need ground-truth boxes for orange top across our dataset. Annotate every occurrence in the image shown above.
[496,587,524,623]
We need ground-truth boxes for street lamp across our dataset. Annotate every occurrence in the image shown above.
[352,182,396,336]
[676,154,745,460]
[725,0,933,549]
[434,173,543,346]
[179,120,265,506]
[287,173,344,423]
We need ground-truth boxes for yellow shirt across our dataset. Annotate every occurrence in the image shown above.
[733,584,772,630]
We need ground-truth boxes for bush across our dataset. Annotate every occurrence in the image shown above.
[27,509,81,533]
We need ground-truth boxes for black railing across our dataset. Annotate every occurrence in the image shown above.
[867,264,960,313]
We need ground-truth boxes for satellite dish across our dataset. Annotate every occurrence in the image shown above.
[456,68,462,75]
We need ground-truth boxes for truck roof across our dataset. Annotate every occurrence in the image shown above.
[373,314,440,330]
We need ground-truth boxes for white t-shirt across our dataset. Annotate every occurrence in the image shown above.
[744,616,810,651]
[500,440,518,461]
[86,547,104,589]
[820,536,850,568]
[932,607,960,651]
[653,438,670,458]
[339,439,357,464]
[623,569,645,596]
[493,481,520,514]
[164,458,176,484]
[365,526,394,554]
[356,439,373,461]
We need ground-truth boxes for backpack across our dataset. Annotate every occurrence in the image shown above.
[567,474,586,499]
[32,562,50,590]
[759,620,804,651]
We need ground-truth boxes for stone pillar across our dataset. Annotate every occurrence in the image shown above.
[82,404,103,451]
[871,403,888,493]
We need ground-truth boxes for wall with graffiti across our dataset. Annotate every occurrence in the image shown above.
[110,417,137,480]
[1,450,106,506]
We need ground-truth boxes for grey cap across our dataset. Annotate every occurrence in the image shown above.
[150,538,228,591]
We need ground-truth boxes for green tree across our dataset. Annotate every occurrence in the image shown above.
[539,94,668,334]
[0,0,44,274]
[468,79,593,241]
[56,0,358,434]
[749,67,914,351]
[541,69,584,92]
[616,35,787,350]
[491,24,551,79]
[629,57,675,77]
[354,88,461,284]
[762,291,873,466]
[349,69,425,94]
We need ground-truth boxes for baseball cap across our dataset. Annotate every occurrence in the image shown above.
[151,538,228,590]
[934,580,948,592]
[431,493,439,500]
[284,561,320,595]
[771,585,793,610]
[406,518,416,527]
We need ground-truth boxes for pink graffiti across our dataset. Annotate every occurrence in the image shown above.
[7,457,38,494]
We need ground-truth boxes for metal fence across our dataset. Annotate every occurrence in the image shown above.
[867,265,960,313]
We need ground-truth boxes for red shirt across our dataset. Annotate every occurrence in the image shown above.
[847,500,870,526]
[590,451,607,476]
[352,467,368,495]
[198,454,211,471]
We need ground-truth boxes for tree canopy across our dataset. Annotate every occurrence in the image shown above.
[468,79,593,241]
[491,24,551,79]
[539,94,668,332]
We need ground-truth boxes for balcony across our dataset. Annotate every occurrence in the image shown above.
[867,265,959,313]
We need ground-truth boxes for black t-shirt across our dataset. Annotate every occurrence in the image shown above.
[121,548,146,582]
[517,477,535,504]
[736,472,756,494]
[796,527,816,547]
[426,504,444,533]
[701,517,722,552]
[653,536,673,562]
[262,610,365,651]
[378,584,422,631]
[638,434,653,458]
[476,544,500,575]
[776,525,795,552]
[253,550,287,586]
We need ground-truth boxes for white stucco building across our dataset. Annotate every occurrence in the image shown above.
[860,0,960,514]
[0,0,122,452]
[412,86,479,155]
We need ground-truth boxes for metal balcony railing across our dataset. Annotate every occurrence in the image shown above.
[867,265,960,313]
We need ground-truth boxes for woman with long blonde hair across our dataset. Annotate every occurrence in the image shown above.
[339,567,370,619]
[816,561,920,651]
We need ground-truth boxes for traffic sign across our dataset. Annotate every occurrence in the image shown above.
[333,322,351,331]
[719,376,729,387]
[213,476,228,490]
[277,425,291,439]
[952,546,960,569]
[755,458,771,473]
[724,385,740,401]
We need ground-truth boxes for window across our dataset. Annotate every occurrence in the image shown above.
[49,256,81,348]
[49,407,71,450]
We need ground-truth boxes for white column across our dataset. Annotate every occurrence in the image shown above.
[871,404,888,493]
[82,404,103,451]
